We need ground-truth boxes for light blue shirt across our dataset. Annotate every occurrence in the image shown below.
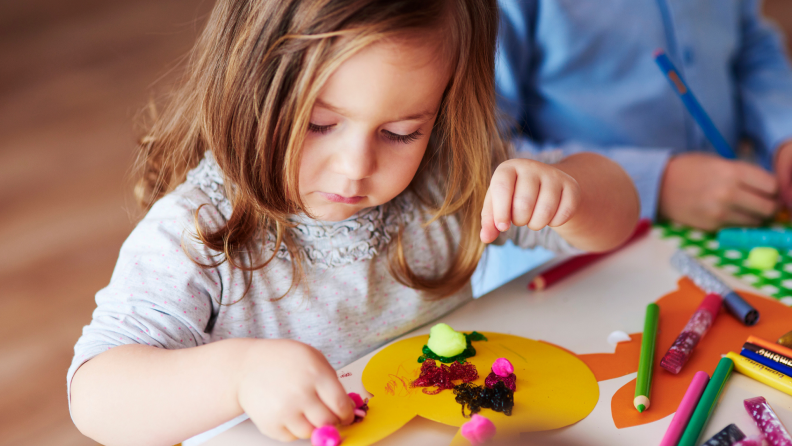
[496,0,792,220]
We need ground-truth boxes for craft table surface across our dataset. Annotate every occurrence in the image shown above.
[200,230,792,445]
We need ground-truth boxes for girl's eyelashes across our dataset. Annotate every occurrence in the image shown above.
[308,123,334,134]
[382,129,423,144]
[308,122,423,145]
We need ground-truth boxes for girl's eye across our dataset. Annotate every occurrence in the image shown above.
[382,129,424,144]
[308,123,334,134]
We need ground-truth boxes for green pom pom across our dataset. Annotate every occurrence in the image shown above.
[427,323,467,357]
[747,247,779,270]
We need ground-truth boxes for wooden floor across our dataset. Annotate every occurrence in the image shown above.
[0,2,789,446]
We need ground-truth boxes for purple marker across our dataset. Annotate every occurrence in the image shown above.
[744,396,792,446]
[660,293,723,374]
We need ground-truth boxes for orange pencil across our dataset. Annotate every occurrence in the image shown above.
[747,336,792,359]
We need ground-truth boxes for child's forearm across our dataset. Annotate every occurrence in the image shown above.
[553,153,640,252]
[70,339,256,446]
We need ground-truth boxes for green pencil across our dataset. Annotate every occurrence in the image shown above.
[634,303,659,412]
[678,357,735,446]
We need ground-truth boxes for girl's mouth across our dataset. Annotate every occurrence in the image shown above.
[319,192,364,204]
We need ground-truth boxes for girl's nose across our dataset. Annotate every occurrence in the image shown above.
[333,135,377,180]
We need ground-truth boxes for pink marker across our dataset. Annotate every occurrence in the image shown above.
[660,293,723,374]
[659,371,710,446]
[744,396,792,446]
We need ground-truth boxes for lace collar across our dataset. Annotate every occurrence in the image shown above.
[185,152,415,268]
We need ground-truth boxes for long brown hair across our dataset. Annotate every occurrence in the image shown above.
[134,0,505,299]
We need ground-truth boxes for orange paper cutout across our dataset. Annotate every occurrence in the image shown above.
[578,278,792,429]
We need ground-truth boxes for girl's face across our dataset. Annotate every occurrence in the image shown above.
[299,37,450,221]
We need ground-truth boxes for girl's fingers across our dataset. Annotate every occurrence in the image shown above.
[490,167,517,232]
[511,174,539,227]
[315,375,355,425]
[284,413,315,440]
[258,421,297,443]
[528,182,562,230]
[480,189,499,243]
[548,182,580,227]
[304,394,341,429]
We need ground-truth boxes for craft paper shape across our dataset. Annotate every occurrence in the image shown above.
[338,332,599,445]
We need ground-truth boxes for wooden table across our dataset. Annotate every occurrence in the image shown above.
[195,230,792,445]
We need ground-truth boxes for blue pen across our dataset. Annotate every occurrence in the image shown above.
[654,49,737,159]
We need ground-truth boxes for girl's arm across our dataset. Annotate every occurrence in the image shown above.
[70,338,354,446]
[551,152,640,251]
[481,152,639,252]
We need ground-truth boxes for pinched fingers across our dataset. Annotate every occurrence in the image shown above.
[304,393,342,429]
[510,174,540,227]
[480,189,500,243]
[284,414,315,440]
[315,374,355,425]
[256,419,297,443]
[489,165,518,232]
[527,181,562,231]
[548,182,581,227]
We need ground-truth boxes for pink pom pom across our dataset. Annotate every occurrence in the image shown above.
[460,414,496,445]
[348,392,365,409]
[311,425,342,446]
[492,358,514,378]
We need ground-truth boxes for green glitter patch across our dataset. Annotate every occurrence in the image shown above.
[656,221,792,306]
[418,331,488,363]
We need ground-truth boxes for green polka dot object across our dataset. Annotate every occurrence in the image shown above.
[657,221,792,306]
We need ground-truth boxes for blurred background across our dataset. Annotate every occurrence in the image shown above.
[0,1,790,445]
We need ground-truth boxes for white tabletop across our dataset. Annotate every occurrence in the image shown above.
[199,230,792,446]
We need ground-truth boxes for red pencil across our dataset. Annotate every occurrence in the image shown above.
[528,219,651,291]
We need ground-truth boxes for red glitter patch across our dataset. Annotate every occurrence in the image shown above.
[412,359,479,394]
[484,371,516,391]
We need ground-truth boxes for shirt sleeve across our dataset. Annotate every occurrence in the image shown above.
[496,0,672,221]
[67,186,226,409]
[735,0,792,166]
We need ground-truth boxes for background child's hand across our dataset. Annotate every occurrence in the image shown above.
[237,339,355,441]
[480,159,581,243]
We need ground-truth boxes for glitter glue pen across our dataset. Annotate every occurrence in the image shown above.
[670,250,759,326]
[743,396,792,446]
[660,293,723,374]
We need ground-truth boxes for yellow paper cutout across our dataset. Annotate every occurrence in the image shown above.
[338,332,599,445]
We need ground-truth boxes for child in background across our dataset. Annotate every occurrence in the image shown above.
[69,0,639,444]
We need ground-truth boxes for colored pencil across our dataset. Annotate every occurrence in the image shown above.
[670,250,759,326]
[634,303,659,412]
[654,50,736,159]
[660,293,722,374]
[659,371,710,446]
[740,349,792,377]
[747,335,792,359]
[727,352,792,397]
[528,219,650,290]
[678,357,735,446]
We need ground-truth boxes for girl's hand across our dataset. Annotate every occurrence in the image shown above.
[237,339,355,441]
[480,159,581,243]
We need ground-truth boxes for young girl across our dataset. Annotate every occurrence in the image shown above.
[69,0,639,444]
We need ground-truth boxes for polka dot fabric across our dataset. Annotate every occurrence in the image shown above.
[658,221,792,305]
